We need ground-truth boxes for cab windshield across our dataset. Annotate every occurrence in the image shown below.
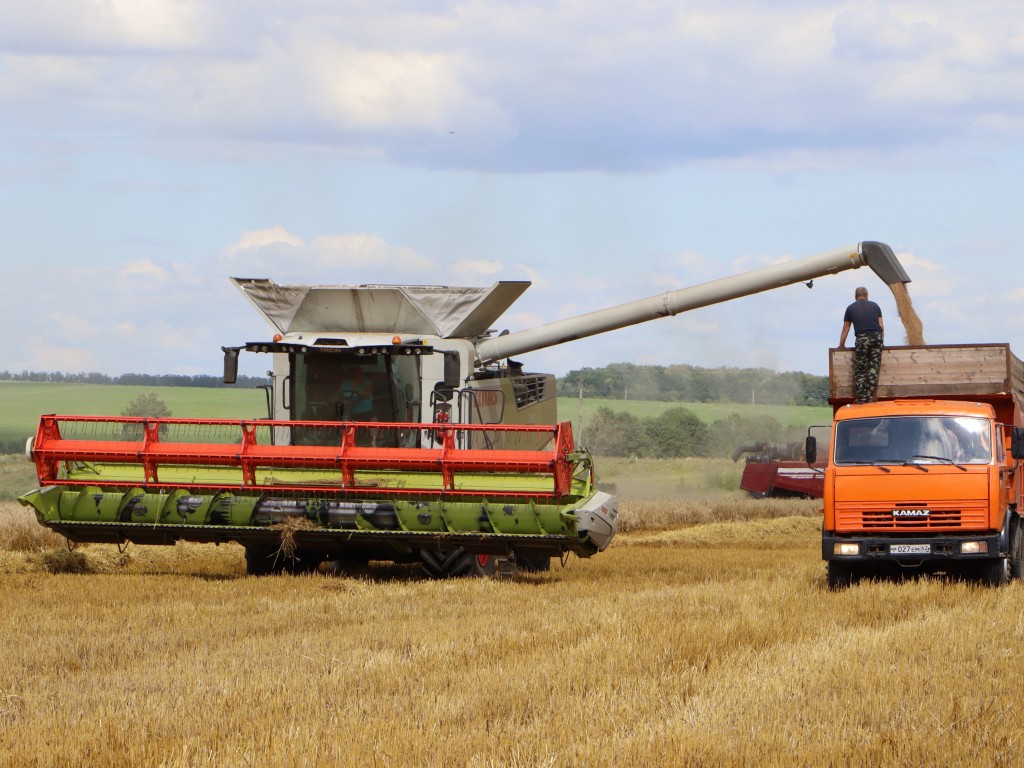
[290,352,421,446]
[833,415,992,466]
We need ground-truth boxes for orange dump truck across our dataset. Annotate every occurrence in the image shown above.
[818,343,1024,588]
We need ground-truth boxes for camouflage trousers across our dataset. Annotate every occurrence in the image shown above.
[854,332,883,403]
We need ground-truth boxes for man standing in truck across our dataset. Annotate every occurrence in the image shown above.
[838,287,884,403]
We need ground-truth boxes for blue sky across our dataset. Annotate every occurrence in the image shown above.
[3,1,1024,380]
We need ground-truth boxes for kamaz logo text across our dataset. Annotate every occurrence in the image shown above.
[892,509,931,518]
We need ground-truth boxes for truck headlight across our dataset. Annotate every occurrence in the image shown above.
[960,541,988,554]
[834,542,860,556]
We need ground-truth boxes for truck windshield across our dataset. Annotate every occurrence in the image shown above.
[833,416,992,466]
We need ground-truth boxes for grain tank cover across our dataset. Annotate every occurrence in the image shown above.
[231,278,530,338]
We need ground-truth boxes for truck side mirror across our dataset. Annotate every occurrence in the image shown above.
[805,435,817,464]
[1012,427,1024,460]
[222,346,241,384]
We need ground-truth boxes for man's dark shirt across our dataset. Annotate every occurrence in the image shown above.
[844,299,882,335]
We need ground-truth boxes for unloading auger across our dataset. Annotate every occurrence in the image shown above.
[20,241,909,577]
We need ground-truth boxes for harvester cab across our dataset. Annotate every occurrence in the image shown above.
[226,278,559,451]
[20,241,910,579]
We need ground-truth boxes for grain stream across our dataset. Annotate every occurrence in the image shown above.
[888,281,925,345]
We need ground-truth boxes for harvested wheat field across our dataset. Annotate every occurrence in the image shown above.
[2,497,1024,768]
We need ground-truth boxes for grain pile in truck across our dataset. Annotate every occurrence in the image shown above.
[19,241,912,578]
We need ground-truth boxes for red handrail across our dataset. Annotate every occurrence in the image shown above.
[30,415,579,500]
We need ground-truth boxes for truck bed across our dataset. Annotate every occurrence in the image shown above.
[830,343,1024,402]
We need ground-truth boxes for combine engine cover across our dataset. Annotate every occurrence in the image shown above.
[20,415,618,577]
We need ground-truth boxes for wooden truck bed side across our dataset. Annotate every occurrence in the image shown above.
[830,343,1024,403]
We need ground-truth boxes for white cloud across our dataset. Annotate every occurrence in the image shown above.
[25,343,97,372]
[895,250,943,272]
[516,264,551,291]
[447,259,504,280]
[682,316,720,335]
[308,234,435,272]
[0,0,209,54]
[5,2,1024,171]
[49,312,100,342]
[219,229,436,282]
[119,259,169,281]
[229,225,305,253]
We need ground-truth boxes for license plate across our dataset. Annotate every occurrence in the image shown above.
[890,544,931,555]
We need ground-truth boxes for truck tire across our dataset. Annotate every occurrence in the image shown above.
[1011,519,1024,581]
[827,561,858,590]
[978,556,1010,587]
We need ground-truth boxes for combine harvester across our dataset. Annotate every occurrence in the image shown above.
[733,434,828,499]
[20,242,910,577]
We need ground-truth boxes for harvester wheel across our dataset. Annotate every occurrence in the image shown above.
[419,547,497,579]
[245,547,321,576]
[245,546,284,576]
[515,553,552,572]
[325,556,372,577]
[826,561,857,590]
[284,551,323,575]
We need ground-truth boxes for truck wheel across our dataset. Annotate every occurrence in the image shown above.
[978,556,1010,587]
[1011,520,1024,581]
[827,561,858,590]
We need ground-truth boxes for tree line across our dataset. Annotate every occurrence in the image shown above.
[581,407,810,459]
[0,371,269,388]
[557,362,828,406]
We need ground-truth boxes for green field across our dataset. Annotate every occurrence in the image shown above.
[0,382,830,452]
[0,382,266,449]
[556,396,831,433]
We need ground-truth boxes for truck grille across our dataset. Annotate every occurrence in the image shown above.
[835,502,988,531]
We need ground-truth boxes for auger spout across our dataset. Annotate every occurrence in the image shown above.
[476,241,910,365]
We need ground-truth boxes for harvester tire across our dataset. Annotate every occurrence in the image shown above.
[284,552,323,575]
[325,556,372,577]
[515,553,552,572]
[245,546,284,576]
[419,546,497,579]
[245,547,321,576]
